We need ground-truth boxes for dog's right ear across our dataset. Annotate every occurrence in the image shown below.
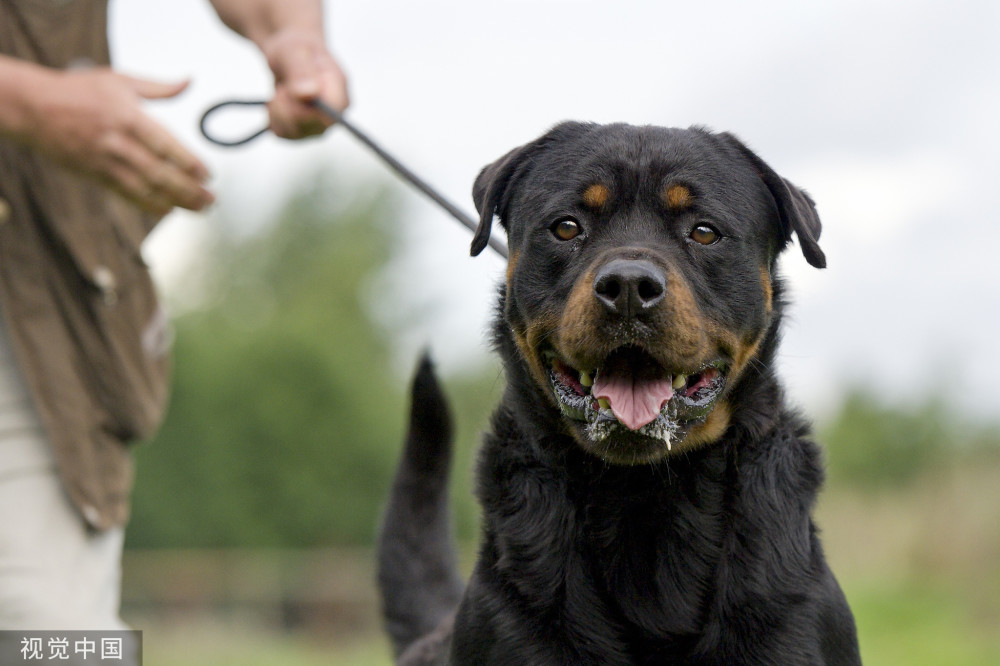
[470,145,535,257]
[470,122,594,257]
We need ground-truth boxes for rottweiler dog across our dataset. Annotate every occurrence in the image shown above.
[377,122,861,665]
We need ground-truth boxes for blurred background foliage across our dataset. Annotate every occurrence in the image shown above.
[821,391,1000,489]
[125,179,1000,664]
[128,174,492,549]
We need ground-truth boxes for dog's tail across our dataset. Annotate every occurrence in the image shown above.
[378,353,465,660]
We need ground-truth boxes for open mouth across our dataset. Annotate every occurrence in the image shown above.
[545,345,727,451]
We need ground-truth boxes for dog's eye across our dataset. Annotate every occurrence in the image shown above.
[689,224,720,245]
[551,218,582,241]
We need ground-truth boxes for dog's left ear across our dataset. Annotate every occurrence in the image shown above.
[720,133,826,269]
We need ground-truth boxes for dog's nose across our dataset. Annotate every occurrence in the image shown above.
[593,259,666,317]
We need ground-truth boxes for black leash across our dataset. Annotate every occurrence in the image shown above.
[199,99,508,259]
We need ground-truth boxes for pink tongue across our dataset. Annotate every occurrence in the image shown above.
[593,373,674,431]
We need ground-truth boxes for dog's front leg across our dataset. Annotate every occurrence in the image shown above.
[449,441,632,665]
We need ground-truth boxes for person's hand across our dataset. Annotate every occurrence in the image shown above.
[260,28,349,139]
[22,67,213,217]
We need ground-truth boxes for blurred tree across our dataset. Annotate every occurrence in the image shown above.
[128,175,425,548]
[821,391,1000,489]
[821,391,948,488]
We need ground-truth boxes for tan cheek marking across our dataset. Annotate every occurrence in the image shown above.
[582,183,611,210]
[513,314,560,398]
[663,184,693,210]
[707,320,765,389]
[511,330,541,386]
[682,400,732,450]
[730,336,764,385]
[761,266,773,313]
[506,250,520,290]
[711,268,770,382]
[555,269,599,357]
[662,272,709,358]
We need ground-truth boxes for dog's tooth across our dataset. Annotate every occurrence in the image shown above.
[598,397,610,411]
[580,371,593,388]
[672,374,687,390]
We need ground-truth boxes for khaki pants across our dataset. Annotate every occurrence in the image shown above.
[0,314,125,630]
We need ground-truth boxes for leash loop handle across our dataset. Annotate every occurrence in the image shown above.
[199,99,272,147]
[198,98,508,259]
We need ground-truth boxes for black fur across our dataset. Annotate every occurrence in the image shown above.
[379,123,860,665]
[379,355,464,660]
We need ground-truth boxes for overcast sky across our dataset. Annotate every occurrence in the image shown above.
[110,0,1000,418]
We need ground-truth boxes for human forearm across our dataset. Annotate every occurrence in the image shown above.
[208,0,325,49]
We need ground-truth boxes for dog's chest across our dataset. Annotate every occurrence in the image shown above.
[570,456,730,638]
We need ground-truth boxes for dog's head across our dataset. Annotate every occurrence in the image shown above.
[472,122,824,464]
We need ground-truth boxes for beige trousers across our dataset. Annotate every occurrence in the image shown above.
[0,312,125,630]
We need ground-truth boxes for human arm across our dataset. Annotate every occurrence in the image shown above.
[0,54,213,217]
[208,0,349,139]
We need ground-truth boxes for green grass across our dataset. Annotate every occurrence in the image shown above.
[138,623,391,666]
[847,577,1000,666]
[819,459,1000,666]
[136,576,1000,666]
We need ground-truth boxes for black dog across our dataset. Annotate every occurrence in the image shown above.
[378,122,861,665]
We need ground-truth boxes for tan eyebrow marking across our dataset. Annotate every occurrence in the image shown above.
[663,183,693,210]
[582,183,611,209]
